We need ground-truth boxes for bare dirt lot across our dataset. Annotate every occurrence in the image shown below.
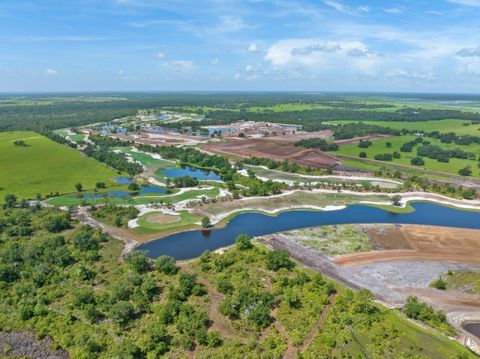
[333,225,480,266]
[202,138,340,169]
[146,213,181,224]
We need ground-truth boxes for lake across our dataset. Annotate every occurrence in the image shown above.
[137,202,480,260]
[463,323,480,339]
[161,165,221,180]
[114,176,133,185]
[139,185,167,195]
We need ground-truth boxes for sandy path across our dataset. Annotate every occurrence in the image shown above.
[299,293,337,352]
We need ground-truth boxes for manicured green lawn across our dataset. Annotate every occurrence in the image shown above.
[0,131,117,202]
[135,210,201,233]
[47,186,221,206]
[337,135,480,177]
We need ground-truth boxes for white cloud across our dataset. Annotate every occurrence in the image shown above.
[210,58,219,65]
[323,0,369,14]
[292,42,341,55]
[248,43,258,53]
[266,39,377,65]
[233,73,241,80]
[165,60,195,70]
[384,69,436,81]
[156,52,165,59]
[457,46,480,57]
[45,69,57,76]
[384,7,403,14]
[446,0,480,6]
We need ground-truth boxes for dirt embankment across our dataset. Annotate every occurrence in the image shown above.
[332,225,480,266]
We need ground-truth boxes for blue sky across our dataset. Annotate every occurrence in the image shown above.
[1,0,480,92]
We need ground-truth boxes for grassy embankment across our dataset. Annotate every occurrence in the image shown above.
[0,131,117,202]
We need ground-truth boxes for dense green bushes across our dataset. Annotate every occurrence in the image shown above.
[295,138,338,151]
[403,296,455,336]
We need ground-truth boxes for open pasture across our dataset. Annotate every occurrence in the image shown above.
[337,134,480,177]
[0,131,117,201]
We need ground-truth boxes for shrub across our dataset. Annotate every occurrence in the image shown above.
[111,301,135,325]
[266,250,294,271]
[124,251,150,273]
[235,234,253,250]
[155,255,179,275]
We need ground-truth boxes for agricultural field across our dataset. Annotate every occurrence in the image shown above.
[0,131,117,202]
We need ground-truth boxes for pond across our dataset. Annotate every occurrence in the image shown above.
[82,190,130,199]
[137,202,480,260]
[139,185,167,195]
[464,323,480,339]
[114,176,133,185]
[161,165,221,181]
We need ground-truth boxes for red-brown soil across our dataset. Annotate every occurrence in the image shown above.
[202,138,340,169]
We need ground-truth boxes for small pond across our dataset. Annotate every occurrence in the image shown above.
[139,185,167,195]
[137,202,480,260]
[114,176,133,185]
[464,323,480,339]
[161,165,221,181]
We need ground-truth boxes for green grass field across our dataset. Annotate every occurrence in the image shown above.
[445,271,480,294]
[135,210,201,233]
[329,119,480,136]
[0,131,118,202]
[47,186,221,206]
[337,134,480,177]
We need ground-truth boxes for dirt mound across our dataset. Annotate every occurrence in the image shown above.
[333,225,480,266]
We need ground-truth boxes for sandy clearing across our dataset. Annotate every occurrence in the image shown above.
[145,213,181,224]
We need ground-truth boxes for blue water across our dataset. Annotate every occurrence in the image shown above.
[161,166,221,180]
[114,176,133,185]
[139,185,167,195]
[137,202,480,260]
[83,190,130,199]
[83,193,101,199]
[106,190,130,198]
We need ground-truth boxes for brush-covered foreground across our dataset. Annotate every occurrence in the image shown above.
[0,207,474,358]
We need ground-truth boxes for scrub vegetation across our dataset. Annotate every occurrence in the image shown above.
[0,207,473,358]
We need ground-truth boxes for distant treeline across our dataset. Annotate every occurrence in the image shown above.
[3,93,480,133]
[294,138,339,151]
[199,108,480,131]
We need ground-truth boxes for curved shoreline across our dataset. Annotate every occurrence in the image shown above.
[202,190,480,226]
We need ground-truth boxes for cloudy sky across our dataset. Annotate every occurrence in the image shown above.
[1,0,480,92]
